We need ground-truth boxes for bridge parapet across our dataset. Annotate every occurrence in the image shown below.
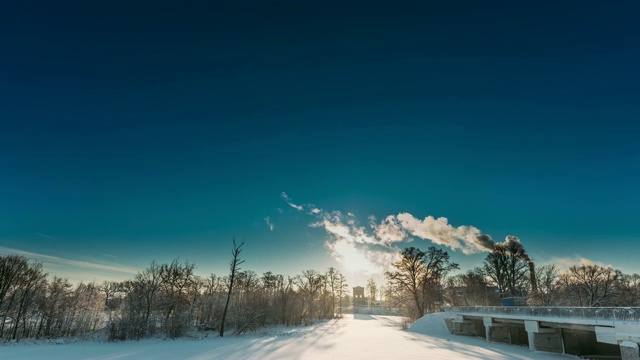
[446,306,640,323]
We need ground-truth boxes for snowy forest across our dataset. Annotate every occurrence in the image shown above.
[1,239,639,343]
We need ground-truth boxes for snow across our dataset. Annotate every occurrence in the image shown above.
[406,311,452,337]
[0,314,577,359]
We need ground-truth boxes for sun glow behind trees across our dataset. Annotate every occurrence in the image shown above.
[3,237,640,343]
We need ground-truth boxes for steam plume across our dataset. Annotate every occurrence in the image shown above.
[281,193,534,273]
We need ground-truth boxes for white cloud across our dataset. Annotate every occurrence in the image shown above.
[373,215,407,245]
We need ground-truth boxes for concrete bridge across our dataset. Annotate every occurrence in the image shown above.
[445,306,640,360]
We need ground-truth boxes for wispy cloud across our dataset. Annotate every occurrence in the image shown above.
[289,203,303,211]
[281,192,325,214]
[264,216,275,231]
[543,256,613,272]
[281,192,304,211]
[0,246,139,283]
[36,233,60,240]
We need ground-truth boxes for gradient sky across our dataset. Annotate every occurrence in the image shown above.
[1,1,639,286]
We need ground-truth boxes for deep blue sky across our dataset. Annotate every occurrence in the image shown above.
[1,1,639,284]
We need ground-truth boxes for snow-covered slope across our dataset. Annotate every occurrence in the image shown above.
[406,311,452,337]
[0,314,577,359]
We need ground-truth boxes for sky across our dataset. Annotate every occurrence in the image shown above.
[1,1,639,286]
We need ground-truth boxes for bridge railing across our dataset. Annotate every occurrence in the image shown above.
[445,306,640,322]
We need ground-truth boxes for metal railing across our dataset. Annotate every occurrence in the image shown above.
[445,306,640,322]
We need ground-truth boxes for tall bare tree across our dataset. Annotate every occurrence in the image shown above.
[220,238,244,337]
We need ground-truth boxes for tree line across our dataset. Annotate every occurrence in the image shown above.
[0,244,349,342]
[3,240,639,340]
[383,243,640,321]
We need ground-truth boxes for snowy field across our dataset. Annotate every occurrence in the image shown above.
[1,313,576,359]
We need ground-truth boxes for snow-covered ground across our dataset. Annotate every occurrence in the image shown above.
[1,313,576,359]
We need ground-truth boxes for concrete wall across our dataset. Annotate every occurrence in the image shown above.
[452,321,484,337]
[534,330,564,353]
[621,341,640,360]
[508,323,529,347]
[445,312,640,360]
[563,328,621,357]
[489,324,511,344]
[445,318,485,338]
[444,318,454,333]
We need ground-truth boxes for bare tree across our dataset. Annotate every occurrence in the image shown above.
[615,273,640,306]
[11,262,46,340]
[326,268,338,317]
[337,273,348,316]
[277,276,294,325]
[193,274,225,331]
[483,242,528,297]
[220,238,244,337]
[100,281,118,308]
[0,256,30,338]
[446,268,495,306]
[159,259,196,337]
[562,264,620,307]
[366,279,377,308]
[528,264,561,306]
[139,261,163,336]
[386,246,458,320]
[294,270,322,325]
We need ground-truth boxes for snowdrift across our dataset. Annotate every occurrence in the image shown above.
[406,312,452,338]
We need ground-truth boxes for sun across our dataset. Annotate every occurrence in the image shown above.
[332,241,377,274]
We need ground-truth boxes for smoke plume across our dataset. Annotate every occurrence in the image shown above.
[499,235,531,263]
[281,193,533,273]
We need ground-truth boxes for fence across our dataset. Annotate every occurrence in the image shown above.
[445,306,640,322]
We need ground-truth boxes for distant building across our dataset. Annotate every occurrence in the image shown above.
[353,286,365,306]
